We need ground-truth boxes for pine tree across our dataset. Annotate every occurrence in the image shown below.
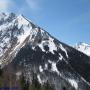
[0,69,3,87]
[30,73,41,90]
[20,74,29,90]
[0,69,3,77]
[42,81,55,90]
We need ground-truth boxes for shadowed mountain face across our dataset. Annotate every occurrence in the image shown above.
[0,13,90,90]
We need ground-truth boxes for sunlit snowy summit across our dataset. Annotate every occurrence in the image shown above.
[75,42,90,56]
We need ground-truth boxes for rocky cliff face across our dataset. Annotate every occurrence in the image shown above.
[0,13,90,90]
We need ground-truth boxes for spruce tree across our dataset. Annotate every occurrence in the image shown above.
[20,74,29,90]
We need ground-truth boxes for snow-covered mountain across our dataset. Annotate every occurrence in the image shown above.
[0,13,90,90]
[0,13,37,66]
[75,42,90,56]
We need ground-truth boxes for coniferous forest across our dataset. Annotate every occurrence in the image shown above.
[0,68,55,90]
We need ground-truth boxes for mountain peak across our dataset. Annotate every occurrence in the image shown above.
[0,13,90,90]
[75,42,90,56]
[77,42,90,46]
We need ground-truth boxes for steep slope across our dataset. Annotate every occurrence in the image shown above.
[0,13,90,90]
[74,42,90,56]
[0,13,36,67]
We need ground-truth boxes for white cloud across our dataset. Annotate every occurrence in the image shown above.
[0,0,13,12]
[26,0,41,10]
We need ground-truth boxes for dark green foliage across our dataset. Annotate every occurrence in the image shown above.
[63,86,66,90]
[0,69,3,77]
[0,68,55,90]
[30,73,41,90]
[0,78,3,87]
[29,73,54,90]
[42,81,54,90]
[0,69,3,87]
[20,75,29,90]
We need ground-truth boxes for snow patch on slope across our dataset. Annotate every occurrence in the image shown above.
[59,44,68,58]
[44,63,48,70]
[59,53,63,61]
[38,36,57,54]
[68,79,78,89]
[48,60,60,75]
[37,75,42,83]
[38,41,45,52]
[48,37,57,54]
[39,65,43,72]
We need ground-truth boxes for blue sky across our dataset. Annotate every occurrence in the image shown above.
[0,0,90,45]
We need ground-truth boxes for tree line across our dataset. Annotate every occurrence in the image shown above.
[0,68,55,90]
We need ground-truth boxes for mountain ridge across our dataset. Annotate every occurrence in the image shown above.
[74,42,90,56]
[0,13,90,90]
